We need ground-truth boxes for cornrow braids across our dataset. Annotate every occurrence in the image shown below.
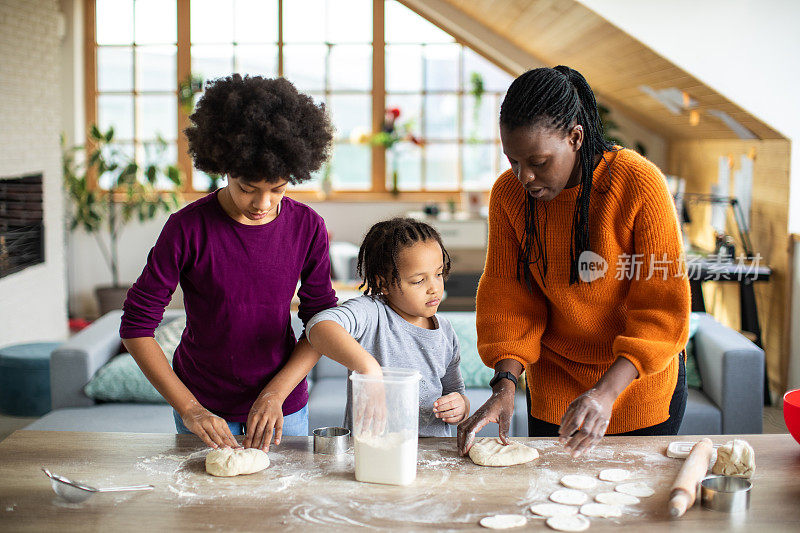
[499,66,616,288]
[357,217,452,297]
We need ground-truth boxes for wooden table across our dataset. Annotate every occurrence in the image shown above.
[1,432,798,531]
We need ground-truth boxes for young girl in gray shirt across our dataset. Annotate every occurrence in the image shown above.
[306,217,468,437]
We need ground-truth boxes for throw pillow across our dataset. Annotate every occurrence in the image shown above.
[447,314,494,388]
[84,316,186,403]
[685,313,702,390]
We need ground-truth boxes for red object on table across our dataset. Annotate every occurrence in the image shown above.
[784,389,800,445]
[68,318,92,333]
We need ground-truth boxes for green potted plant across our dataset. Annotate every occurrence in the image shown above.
[62,125,183,315]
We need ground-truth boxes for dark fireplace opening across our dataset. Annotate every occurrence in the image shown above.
[0,173,44,279]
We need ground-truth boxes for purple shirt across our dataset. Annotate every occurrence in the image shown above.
[120,191,337,422]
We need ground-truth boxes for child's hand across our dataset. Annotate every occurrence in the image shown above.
[433,392,468,424]
[243,390,284,452]
[180,403,241,449]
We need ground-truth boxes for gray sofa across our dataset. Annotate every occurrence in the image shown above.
[26,311,764,436]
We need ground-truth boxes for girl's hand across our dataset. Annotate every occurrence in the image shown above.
[457,382,516,456]
[243,390,284,452]
[180,403,240,449]
[558,388,614,458]
[433,392,468,424]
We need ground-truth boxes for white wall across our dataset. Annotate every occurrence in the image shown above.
[0,0,69,346]
[577,0,800,230]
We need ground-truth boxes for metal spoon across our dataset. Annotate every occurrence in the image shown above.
[42,468,154,503]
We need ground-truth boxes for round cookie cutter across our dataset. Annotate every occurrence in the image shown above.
[312,426,350,455]
[700,475,751,513]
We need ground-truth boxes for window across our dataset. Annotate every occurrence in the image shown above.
[94,0,178,190]
[88,0,512,197]
[384,1,512,191]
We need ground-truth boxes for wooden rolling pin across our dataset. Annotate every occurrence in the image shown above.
[668,438,714,518]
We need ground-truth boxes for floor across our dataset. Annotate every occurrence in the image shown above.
[0,407,789,444]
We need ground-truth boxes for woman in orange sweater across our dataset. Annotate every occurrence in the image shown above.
[457,66,690,458]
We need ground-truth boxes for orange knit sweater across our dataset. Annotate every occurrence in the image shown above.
[477,148,691,433]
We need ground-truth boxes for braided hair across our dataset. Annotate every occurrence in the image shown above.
[499,66,616,288]
[357,217,451,297]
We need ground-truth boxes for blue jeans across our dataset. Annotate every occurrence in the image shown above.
[173,404,309,437]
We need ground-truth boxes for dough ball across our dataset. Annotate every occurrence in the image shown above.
[598,468,630,482]
[529,503,579,517]
[468,438,539,467]
[205,447,270,477]
[546,514,591,532]
[594,492,640,506]
[711,439,755,478]
[579,502,622,518]
[560,474,597,490]
[549,489,588,506]
[614,482,654,498]
[479,514,527,529]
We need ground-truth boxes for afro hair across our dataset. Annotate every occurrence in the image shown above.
[185,74,334,184]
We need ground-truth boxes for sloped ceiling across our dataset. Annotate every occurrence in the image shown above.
[408,0,784,141]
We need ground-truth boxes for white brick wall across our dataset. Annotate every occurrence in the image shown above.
[0,0,69,346]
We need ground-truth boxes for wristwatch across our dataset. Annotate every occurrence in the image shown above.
[489,371,518,388]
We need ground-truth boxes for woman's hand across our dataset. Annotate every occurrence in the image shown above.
[457,381,516,456]
[558,388,614,457]
[243,390,284,452]
[180,403,240,449]
[433,392,468,424]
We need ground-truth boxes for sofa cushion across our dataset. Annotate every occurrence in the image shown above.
[25,403,175,432]
[83,316,186,403]
[678,388,721,435]
[307,378,348,430]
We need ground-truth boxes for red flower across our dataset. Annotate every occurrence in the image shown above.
[389,107,401,119]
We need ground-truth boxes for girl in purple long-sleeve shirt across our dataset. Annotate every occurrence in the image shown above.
[121,75,337,451]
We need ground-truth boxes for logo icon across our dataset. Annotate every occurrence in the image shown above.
[578,251,608,283]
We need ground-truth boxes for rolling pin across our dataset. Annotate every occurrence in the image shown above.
[668,438,714,518]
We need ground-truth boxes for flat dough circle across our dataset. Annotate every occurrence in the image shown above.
[468,438,539,467]
[549,489,588,506]
[598,468,630,482]
[560,474,597,490]
[579,502,622,518]
[205,447,270,477]
[546,514,591,532]
[615,482,654,497]
[479,514,527,529]
[530,503,579,517]
[595,492,640,506]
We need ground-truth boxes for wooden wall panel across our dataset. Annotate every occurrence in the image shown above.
[668,139,792,394]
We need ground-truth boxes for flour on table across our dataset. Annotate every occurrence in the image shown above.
[479,514,527,529]
[614,482,654,498]
[579,502,621,518]
[594,492,639,506]
[598,468,630,482]
[546,514,591,532]
[560,474,597,490]
[205,447,270,477]
[549,489,588,506]
[530,503,578,517]
[712,439,755,478]
[469,438,539,467]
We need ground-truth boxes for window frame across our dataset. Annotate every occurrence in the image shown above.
[84,0,512,202]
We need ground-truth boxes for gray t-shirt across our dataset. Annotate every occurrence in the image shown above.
[306,295,465,437]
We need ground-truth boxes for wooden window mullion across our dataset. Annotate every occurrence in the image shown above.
[371,0,386,192]
[84,0,98,189]
[177,0,192,192]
